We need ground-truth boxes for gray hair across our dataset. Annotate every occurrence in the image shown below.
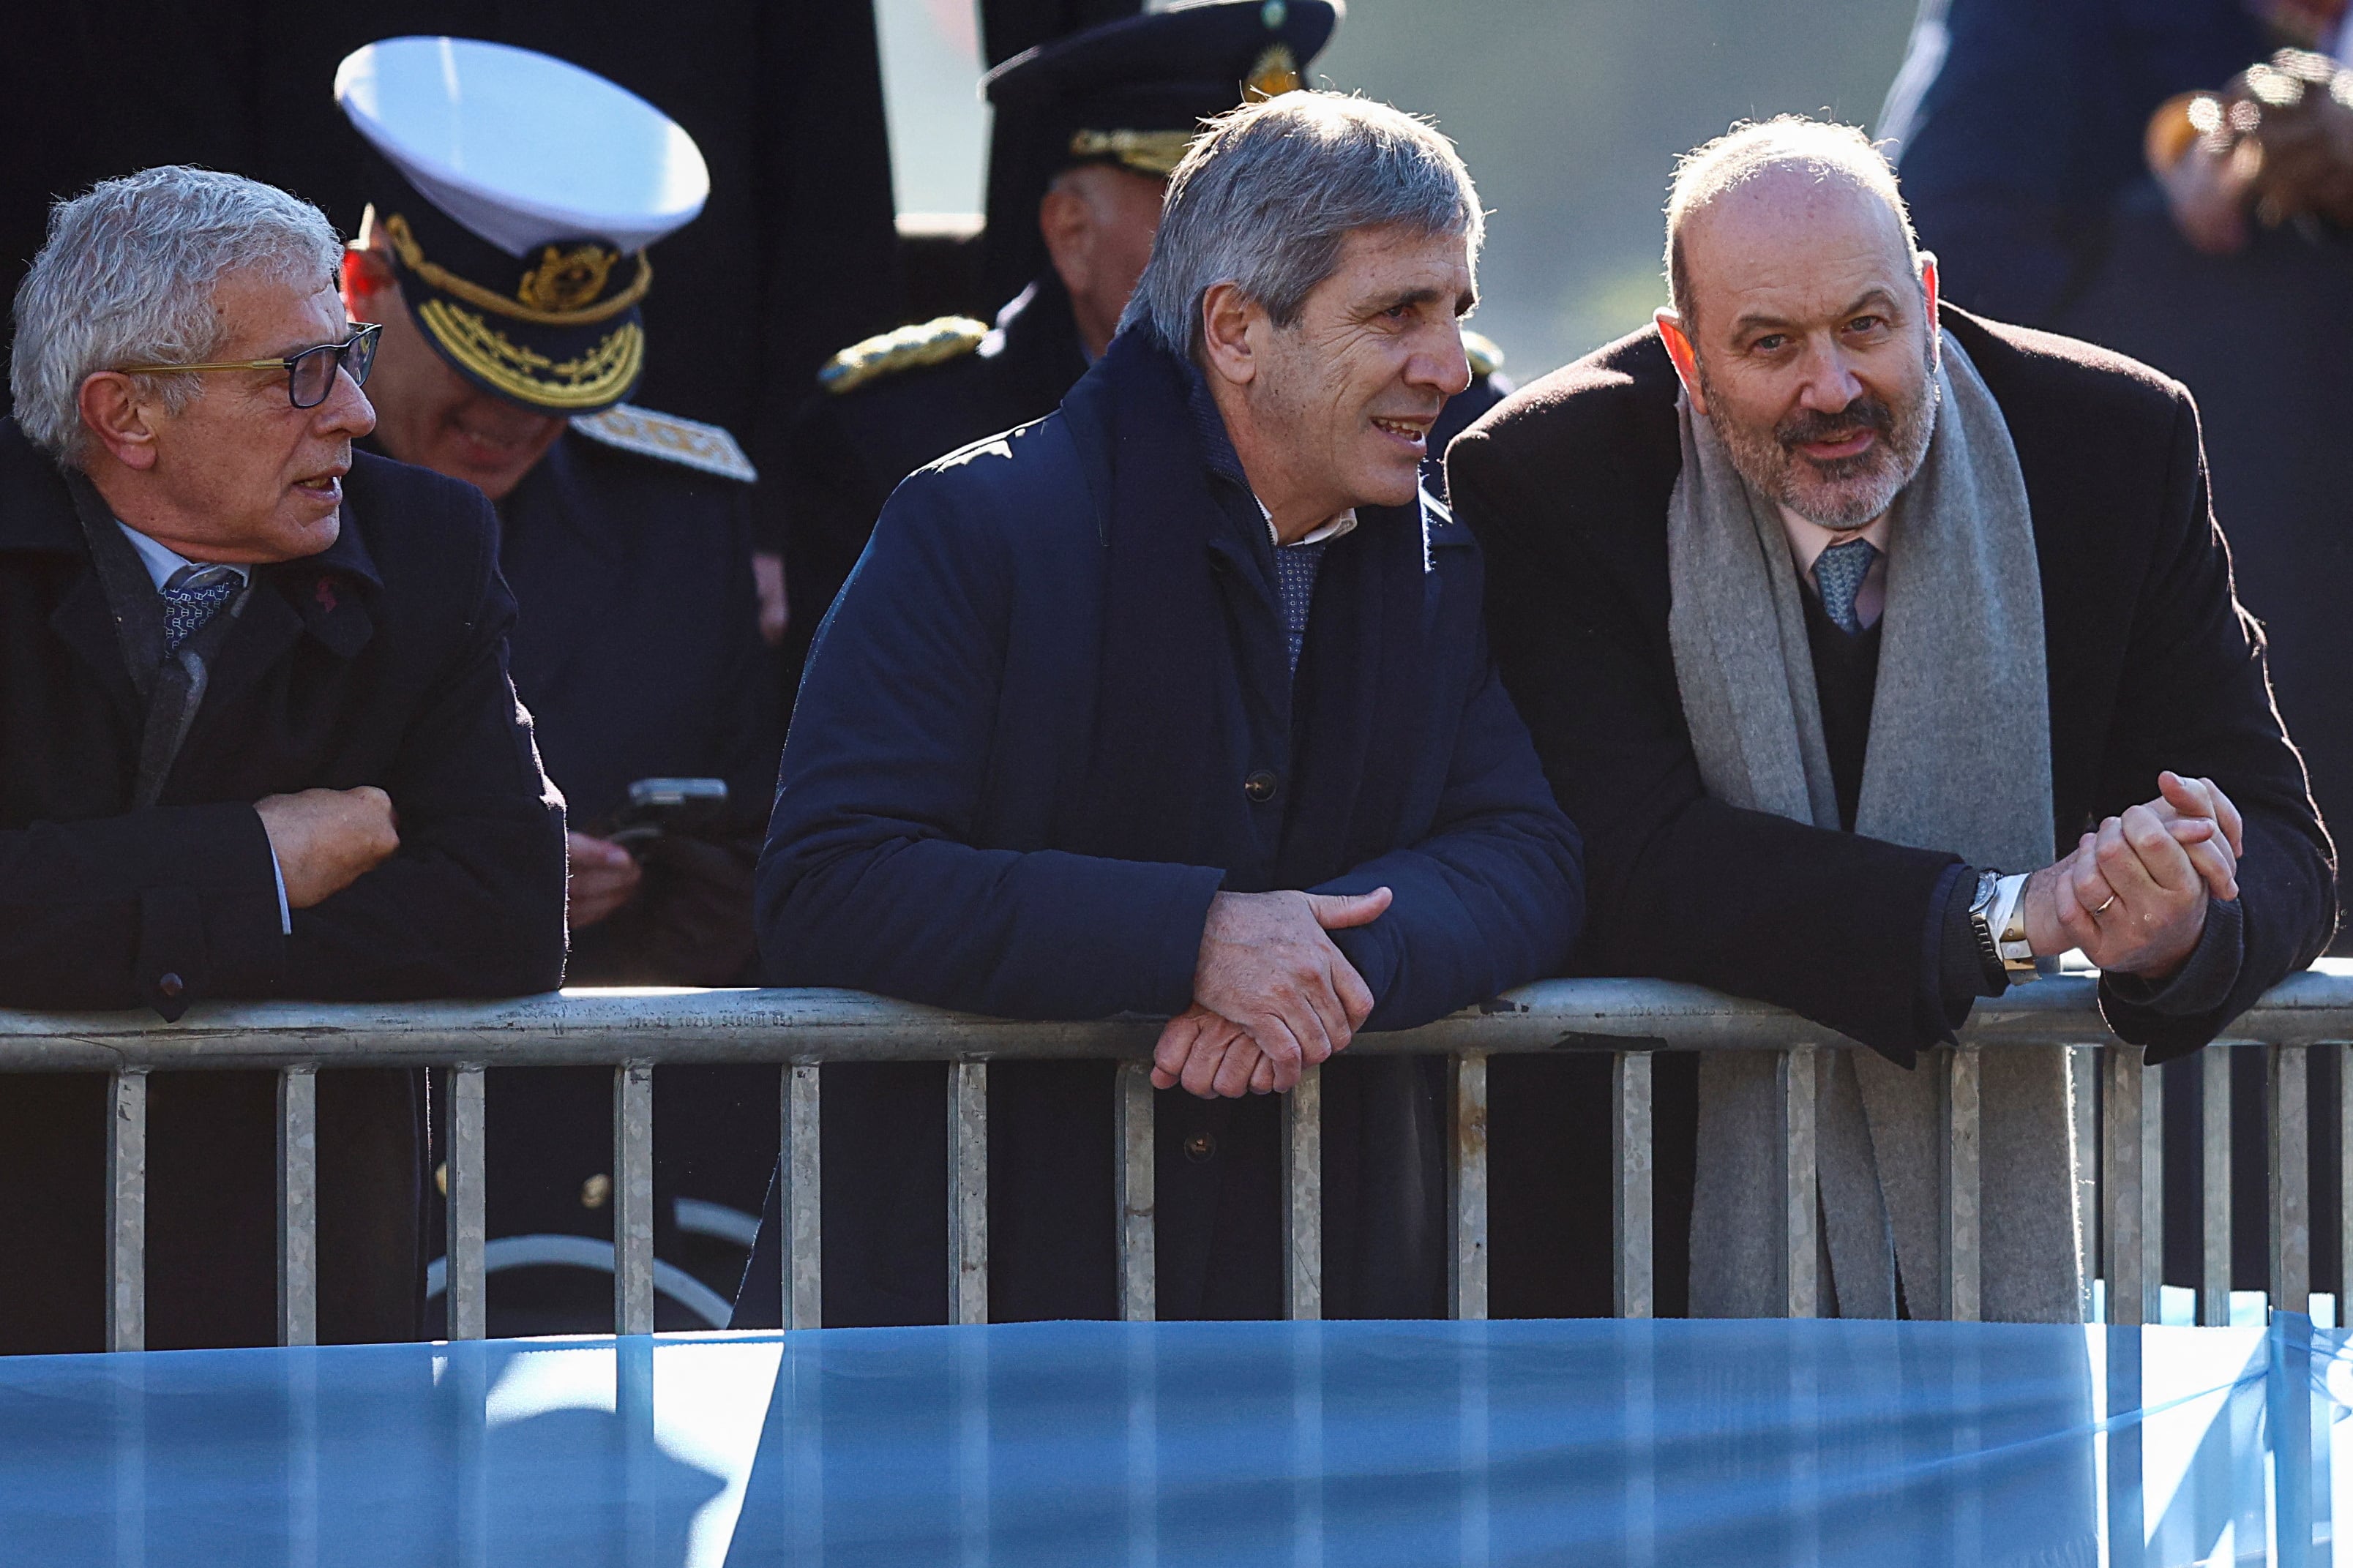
[1121,91,1484,362]
[11,166,343,465]
[1664,116,1920,326]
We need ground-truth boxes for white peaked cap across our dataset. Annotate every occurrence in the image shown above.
[334,37,709,258]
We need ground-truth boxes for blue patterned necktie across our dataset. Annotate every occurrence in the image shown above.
[1812,537,1879,637]
[159,563,242,655]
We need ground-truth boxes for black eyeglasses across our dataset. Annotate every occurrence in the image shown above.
[116,322,381,410]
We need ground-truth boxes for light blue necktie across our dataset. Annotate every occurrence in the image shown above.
[1813,538,1879,637]
[159,564,242,655]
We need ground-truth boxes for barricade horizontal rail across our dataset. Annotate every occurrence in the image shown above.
[15,964,2353,1352]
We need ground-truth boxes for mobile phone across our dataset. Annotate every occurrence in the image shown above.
[608,777,728,846]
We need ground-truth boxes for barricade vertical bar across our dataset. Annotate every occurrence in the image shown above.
[2342,1043,2353,1325]
[2144,1057,2163,1319]
[1777,1046,1818,1318]
[1613,1051,1654,1321]
[949,1059,989,1326]
[2204,1046,2232,1326]
[1114,1060,1154,1324]
[2070,1045,2100,1321]
[105,1069,146,1353]
[780,1063,822,1331]
[1284,1065,1323,1322]
[614,1063,655,1335]
[2103,1046,2150,1326]
[2105,1040,2161,1563]
[446,1066,487,1341]
[619,1334,656,1568]
[277,1065,318,1348]
[2271,1043,2311,1314]
[1942,1045,1981,1322]
[1448,1051,1489,1321]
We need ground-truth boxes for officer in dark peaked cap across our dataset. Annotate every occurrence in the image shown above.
[335,38,780,1334]
[778,0,1512,696]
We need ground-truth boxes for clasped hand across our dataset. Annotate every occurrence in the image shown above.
[1151,887,1391,1099]
[2021,771,2242,980]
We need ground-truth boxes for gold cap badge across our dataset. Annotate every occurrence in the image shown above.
[1245,44,1301,100]
[518,244,620,313]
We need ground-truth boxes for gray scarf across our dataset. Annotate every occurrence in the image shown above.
[1668,330,2081,1323]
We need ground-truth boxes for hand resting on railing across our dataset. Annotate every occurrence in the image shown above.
[253,786,399,909]
[2026,771,2243,982]
[1150,886,1392,1097]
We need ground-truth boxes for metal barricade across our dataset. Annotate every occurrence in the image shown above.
[7,965,2350,1349]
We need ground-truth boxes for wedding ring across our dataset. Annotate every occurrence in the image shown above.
[2092,896,2117,916]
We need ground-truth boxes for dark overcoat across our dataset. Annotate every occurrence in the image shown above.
[1445,308,2335,1315]
[0,420,567,1352]
[738,332,1582,1327]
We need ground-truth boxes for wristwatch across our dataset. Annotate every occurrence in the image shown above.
[1966,869,2005,989]
[1967,869,2043,989]
[1990,872,2038,980]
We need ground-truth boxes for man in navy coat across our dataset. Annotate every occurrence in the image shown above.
[736,91,1583,1327]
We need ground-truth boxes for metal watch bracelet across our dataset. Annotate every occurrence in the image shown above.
[1965,869,2005,989]
[1991,871,2039,980]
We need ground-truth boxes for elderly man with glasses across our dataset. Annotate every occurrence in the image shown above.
[0,165,566,1352]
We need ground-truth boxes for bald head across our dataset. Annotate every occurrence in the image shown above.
[1651,119,1942,534]
[1664,117,1920,330]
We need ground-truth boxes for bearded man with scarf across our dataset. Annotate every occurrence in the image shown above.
[732,93,1582,1328]
[1450,116,2334,1324]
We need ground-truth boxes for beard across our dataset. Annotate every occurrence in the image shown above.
[1699,336,1941,532]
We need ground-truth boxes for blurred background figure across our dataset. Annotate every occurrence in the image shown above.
[774,0,1514,702]
[1889,0,2352,1315]
[334,38,779,1335]
[1889,0,2351,937]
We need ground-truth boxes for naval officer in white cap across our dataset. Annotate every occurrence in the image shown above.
[336,38,782,1333]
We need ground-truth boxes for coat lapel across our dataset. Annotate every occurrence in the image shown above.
[179,504,382,745]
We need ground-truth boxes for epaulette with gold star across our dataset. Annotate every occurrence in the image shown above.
[572,403,757,482]
[818,316,990,397]
[1462,329,1506,380]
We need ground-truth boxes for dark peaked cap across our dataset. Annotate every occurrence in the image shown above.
[977,0,1340,303]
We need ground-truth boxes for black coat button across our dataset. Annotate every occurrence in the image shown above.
[1243,770,1279,803]
[157,972,184,999]
[1183,1133,1217,1162]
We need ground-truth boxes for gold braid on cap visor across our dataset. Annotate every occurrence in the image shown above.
[383,212,651,326]
[416,299,644,410]
[1066,128,1197,179]
[1067,48,1305,179]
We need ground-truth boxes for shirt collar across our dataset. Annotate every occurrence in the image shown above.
[1776,504,1891,579]
[113,520,250,590]
[1255,496,1358,549]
